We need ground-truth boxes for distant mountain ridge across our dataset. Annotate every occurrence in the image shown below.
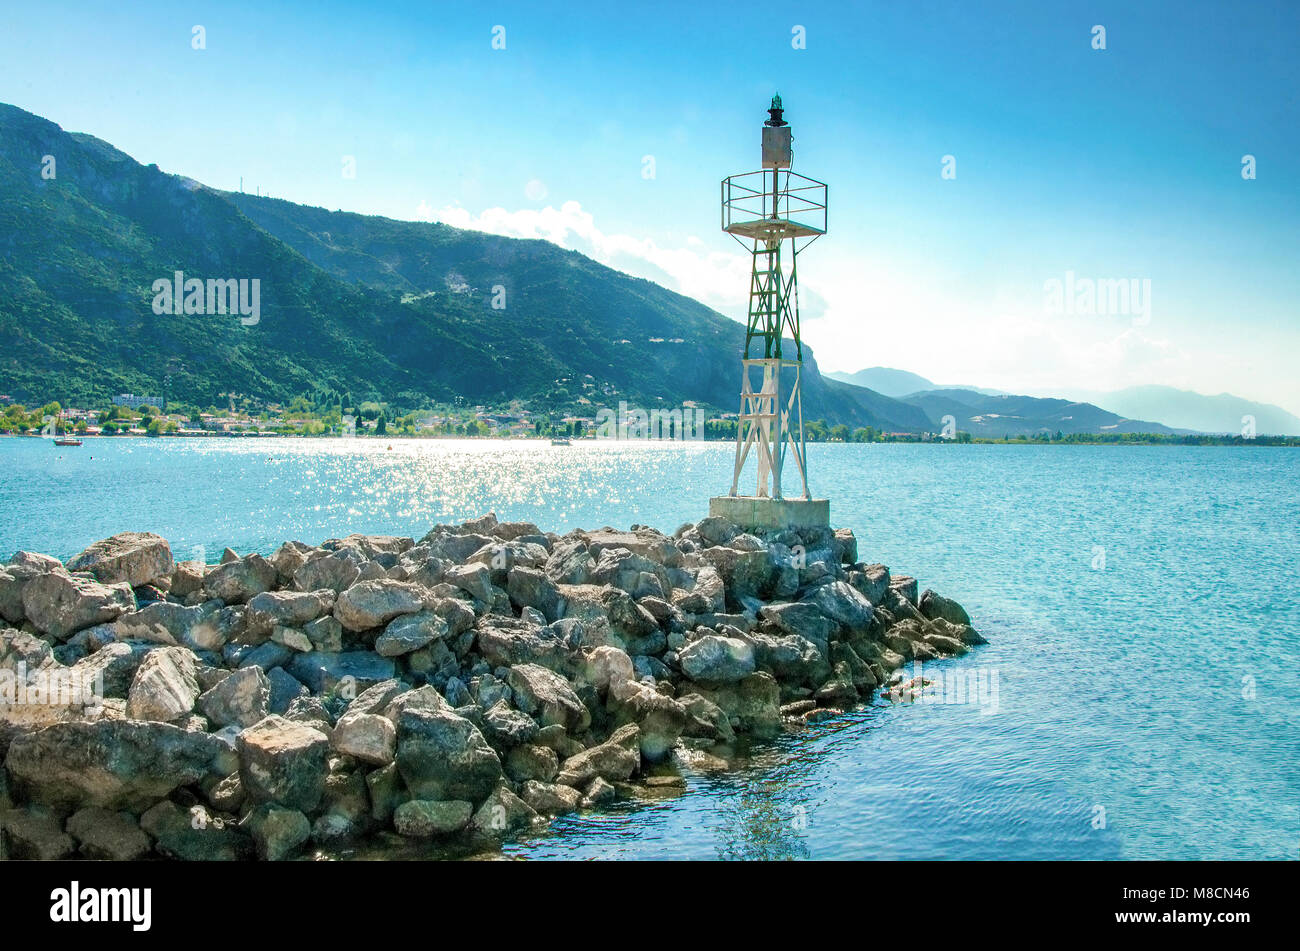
[826,367,1004,398]
[1070,385,1300,436]
[898,388,1178,438]
[830,365,1300,436]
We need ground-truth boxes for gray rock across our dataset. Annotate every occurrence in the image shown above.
[66,532,174,587]
[240,803,311,861]
[1,806,75,859]
[203,554,278,604]
[126,646,199,722]
[5,719,227,810]
[246,589,334,638]
[471,783,537,834]
[678,634,756,684]
[376,610,447,657]
[691,672,781,738]
[555,738,639,787]
[334,580,427,631]
[237,641,293,672]
[918,588,972,626]
[678,692,735,742]
[198,665,270,728]
[292,551,361,594]
[444,562,494,602]
[21,570,135,639]
[287,651,395,696]
[140,800,252,861]
[185,604,245,651]
[506,566,561,620]
[477,617,569,671]
[505,744,559,784]
[270,625,313,652]
[481,700,539,748]
[331,712,396,765]
[394,708,502,804]
[0,564,42,624]
[382,684,455,722]
[506,663,592,733]
[236,715,330,812]
[581,645,635,694]
[393,799,472,836]
[7,550,62,572]
[803,580,877,631]
[66,806,152,860]
[520,780,581,816]
[608,678,687,762]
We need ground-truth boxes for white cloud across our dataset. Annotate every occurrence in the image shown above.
[429,200,752,314]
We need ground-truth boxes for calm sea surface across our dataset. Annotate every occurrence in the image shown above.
[1,437,1296,860]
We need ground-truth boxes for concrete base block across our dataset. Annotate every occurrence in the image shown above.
[708,496,830,532]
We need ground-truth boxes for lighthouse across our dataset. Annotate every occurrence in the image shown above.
[709,95,830,532]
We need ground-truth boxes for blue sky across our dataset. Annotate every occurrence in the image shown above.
[4,0,1298,412]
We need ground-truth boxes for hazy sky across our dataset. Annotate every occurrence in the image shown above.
[4,0,1298,412]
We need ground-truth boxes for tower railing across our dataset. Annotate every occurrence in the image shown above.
[721,170,827,247]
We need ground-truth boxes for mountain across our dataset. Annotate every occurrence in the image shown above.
[825,367,935,397]
[899,389,1177,438]
[826,366,1005,398]
[1075,385,1300,436]
[0,102,929,432]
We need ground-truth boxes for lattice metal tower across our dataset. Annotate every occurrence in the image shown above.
[720,95,827,500]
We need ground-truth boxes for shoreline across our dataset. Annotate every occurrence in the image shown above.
[0,513,984,860]
[3,432,1297,447]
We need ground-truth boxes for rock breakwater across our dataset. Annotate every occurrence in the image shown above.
[0,514,984,860]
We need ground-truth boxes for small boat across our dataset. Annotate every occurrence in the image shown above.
[53,437,83,447]
[550,437,571,446]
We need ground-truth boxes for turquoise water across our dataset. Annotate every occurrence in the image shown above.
[2,437,1296,860]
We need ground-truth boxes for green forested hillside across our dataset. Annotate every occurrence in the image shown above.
[0,102,931,431]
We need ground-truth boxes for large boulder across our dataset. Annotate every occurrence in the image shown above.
[334,580,427,631]
[918,589,972,627]
[555,737,639,788]
[375,610,447,657]
[506,566,561,621]
[198,666,270,729]
[476,618,569,672]
[506,664,591,733]
[331,712,396,765]
[204,555,278,605]
[286,651,395,695]
[125,646,199,722]
[580,645,635,694]
[394,708,503,804]
[678,635,756,684]
[608,678,687,762]
[66,532,174,587]
[471,783,537,834]
[240,803,311,861]
[544,538,595,585]
[66,807,152,860]
[759,601,839,646]
[691,672,781,738]
[140,800,253,861]
[803,580,877,632]
[21,571,135,639]
[236,715,330,812]
[0,565,43,624]
[393,799,472,837]
[246,590,334,638]
[5,720,227,810]
[292,551,361,594]
[747,631,830,685]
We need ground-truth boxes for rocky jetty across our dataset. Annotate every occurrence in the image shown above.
[0,514,984,860]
